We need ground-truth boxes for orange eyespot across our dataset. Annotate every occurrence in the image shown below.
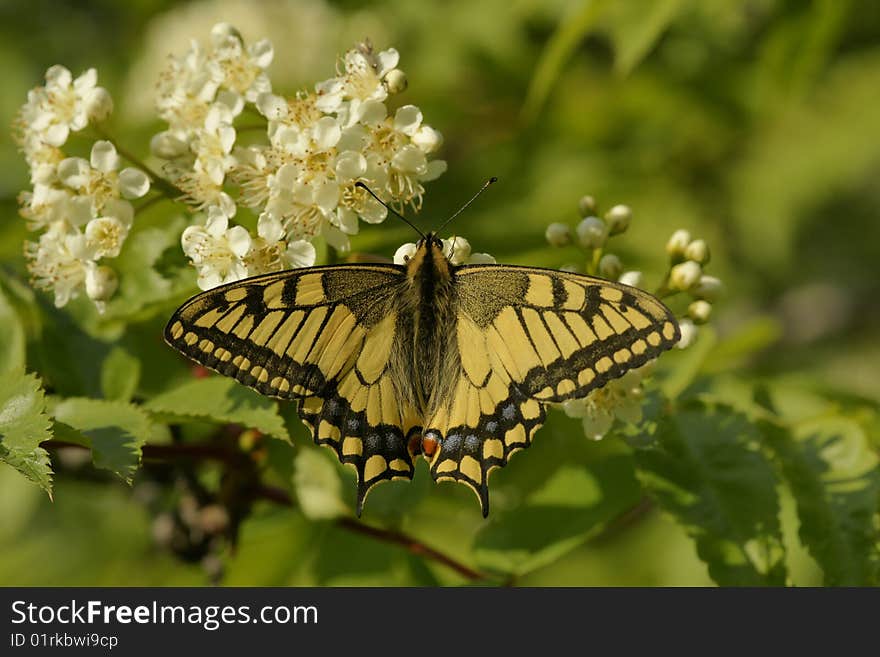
[421,434,440,457]
[407,433,422,455]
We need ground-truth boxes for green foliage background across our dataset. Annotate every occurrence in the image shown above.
[1,0,879,586]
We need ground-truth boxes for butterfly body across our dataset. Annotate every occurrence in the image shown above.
[165,232,680,516]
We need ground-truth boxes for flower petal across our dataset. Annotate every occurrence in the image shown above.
[335,150,367,180]
[421,158,447,181]
[227,225,252,258]
[257,212,284,242]
[313,116,341,150]
[285,240,316,268]
[394,105,423,136]
[119,168,151,199]
[393,242,417,265]
[90,140,120,173]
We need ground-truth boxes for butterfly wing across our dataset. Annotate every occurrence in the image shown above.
[426,265,680,514]
[164,264,419,513]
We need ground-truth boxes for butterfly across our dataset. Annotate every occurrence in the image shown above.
[165,183,680,516]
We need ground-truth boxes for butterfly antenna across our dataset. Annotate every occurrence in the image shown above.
[355,182,425,239]
[436,176,498,234]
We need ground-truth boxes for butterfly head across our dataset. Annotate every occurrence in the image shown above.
[406,232,453,280]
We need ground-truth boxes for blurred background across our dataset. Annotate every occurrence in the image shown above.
[1,0,878,585]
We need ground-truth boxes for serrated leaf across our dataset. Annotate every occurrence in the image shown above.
[0,371,53,495]
[633,401,787,585]
[144,377,289,443]
[52,398,152,483]
[0,288,25,375]
[761,416,880,585]
[100,346,141,402]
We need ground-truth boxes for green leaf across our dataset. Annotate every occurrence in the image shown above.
[761,416,880,585]
[473,438,641,576]
[0,288,25,375]
[293,447,349,520]
[102,218,195,322]
[144,377,290,443]
[51,398,153,483]
[100,346,141,402]
[522,0,610,122]
[701,317,783,375]
[660,325,717,400]
[604,0,688,75]
[633,401,787,585]
[0,371,53,495]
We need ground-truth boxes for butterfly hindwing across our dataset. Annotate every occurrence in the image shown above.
[423,265,680,514]
[164,264,419,511]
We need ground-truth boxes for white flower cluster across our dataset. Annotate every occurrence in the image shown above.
[393,236,495,266]
[15,67,150,311]
[154,24,446,290]
[546,195,723,439]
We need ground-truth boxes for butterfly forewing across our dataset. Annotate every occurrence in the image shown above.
[164,264,420,511]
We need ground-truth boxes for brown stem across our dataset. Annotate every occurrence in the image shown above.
[42,439,490,583]
[251,484,487,582]
[335,517,488,582]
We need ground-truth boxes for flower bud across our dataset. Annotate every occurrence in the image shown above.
[618,270,644,288]
[692,275,724,302]
[85,265,118,302]
[604,204,632,235]
[598,253,623,279]
[150,131,188,159]
[383,69,408,94]
[669,261,701,291]
[576,216,607,249]
[84,87,113,122]
[688,299,712,324]
[676,318,698,349]
[666,229,691,260]
[545,222,571,247]
[578,195,597,218]
[684,238,710,265]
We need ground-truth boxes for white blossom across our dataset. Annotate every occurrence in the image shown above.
[57,140,150,214]
[181,207,251,289]
[208,23,273,106]
[25,227,93,308]
[561,366,650,440]
[16,66,111,150]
